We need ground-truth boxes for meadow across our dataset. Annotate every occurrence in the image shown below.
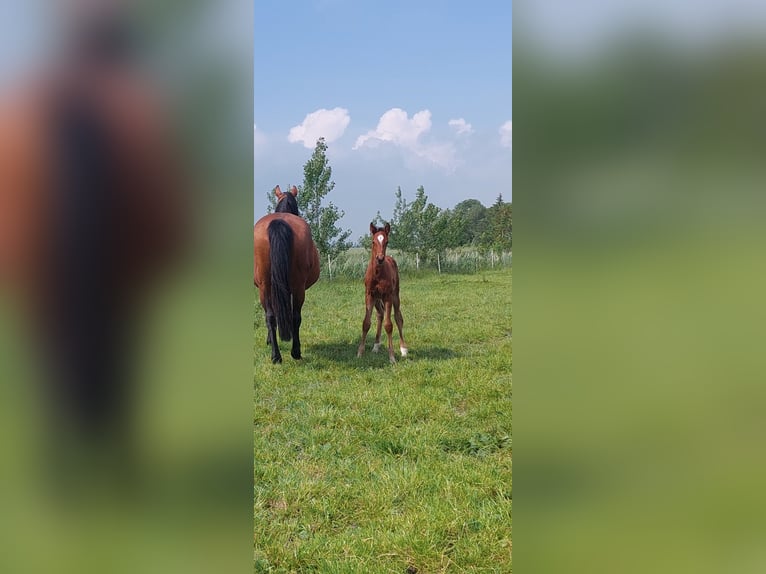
[254,268,512,573]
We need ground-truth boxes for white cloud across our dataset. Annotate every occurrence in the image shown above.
[448,118,473,135]
[499,120,512,148]
[288,107,350,148]
[354,108,457,171]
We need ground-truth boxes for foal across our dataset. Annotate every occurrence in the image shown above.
[357,222,408,364]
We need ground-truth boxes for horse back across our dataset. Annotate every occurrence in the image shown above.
[253,213,319,289]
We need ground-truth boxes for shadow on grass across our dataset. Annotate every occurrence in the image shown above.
[308,340,459,366]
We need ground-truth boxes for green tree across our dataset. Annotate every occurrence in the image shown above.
[480,194,512,252]
[391,185,448,270]
[389,186,414,254]
[452,199,488,245]
[302,139,347,241]
[428,208,465,273]
[278,138,352,277]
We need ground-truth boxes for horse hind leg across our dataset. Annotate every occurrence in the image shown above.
[290,290,305,360]
[266,309,281,364]
[394,300,408,357]
[261,289,281,363]
[384,301,396,364]
[372,299,384,352]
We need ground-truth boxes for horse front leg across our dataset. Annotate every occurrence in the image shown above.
[384,301,395,364]
[372,299,384,352]
[357,294,374,357]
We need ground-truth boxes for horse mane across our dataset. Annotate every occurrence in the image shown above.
[274,190,300,216]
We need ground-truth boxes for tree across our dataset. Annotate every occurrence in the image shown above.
[428,209,465,272]
[389,186,414,255]
[390,185,446,270]
[480,194,512,253]
[452,199,488,245]
[268,138,352,278]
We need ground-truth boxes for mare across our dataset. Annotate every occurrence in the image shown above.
[253,186,320,363]
[357,222,408,364]
[0,6,185,469]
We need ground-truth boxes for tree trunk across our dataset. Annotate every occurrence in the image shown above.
[437,252,441,274]
[416,252,420,271]
[327,253,332,280]
[491,249,495,268]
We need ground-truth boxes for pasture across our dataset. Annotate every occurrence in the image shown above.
[254,268,512,573]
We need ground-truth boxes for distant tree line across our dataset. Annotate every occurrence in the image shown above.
[266,138,511,276]
[360,186,512,272]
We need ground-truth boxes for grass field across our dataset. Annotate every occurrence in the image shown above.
[254,269,512,573]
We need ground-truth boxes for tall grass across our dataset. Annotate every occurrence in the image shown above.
[325,248,512,279]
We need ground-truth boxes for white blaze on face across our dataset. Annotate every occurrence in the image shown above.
[377,234,384,245]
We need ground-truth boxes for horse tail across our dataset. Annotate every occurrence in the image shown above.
[51,83,122,434]
[268,219,293,341]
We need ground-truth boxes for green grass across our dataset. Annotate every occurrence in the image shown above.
[254,269,512,573]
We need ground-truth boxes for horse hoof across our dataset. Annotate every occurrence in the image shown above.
[291,352,302,360]
[372,343,381,353]
[272,356,282,364]
[389,356,397,365]
[400,346,408,357]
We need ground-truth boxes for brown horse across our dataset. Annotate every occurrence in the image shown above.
[254,186,320,363]
[0,7,185,462]
[357,222,408,364]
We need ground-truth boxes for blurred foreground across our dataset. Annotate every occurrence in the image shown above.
[516,1,766,572]
[0,2,252,572]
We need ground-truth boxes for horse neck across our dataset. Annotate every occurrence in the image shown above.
[367,251,389,279]
[275,198,300,216]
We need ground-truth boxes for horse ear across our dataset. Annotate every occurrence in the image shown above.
[290,186,298,197]
[274,185,284,199]
[384,222,391,234]
[370,222,377,234]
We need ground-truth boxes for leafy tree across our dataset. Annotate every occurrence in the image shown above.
[480,194,512,252]
[391,185,450,270]
[452,199,488,245]
[300,139,351,263]
[389,186,414,254]
[266,138,351,277]
[428,208,465,273]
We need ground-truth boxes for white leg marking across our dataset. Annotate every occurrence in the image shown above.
[400,346,408,357]
[372,343,381,352]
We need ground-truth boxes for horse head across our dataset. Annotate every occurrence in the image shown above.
[274,185,300,216]
[370,221,391,265]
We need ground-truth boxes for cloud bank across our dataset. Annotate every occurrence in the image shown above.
[288,107,350,148]
[354,108,457,171]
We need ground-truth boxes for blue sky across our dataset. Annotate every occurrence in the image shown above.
[254,0,512,240]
